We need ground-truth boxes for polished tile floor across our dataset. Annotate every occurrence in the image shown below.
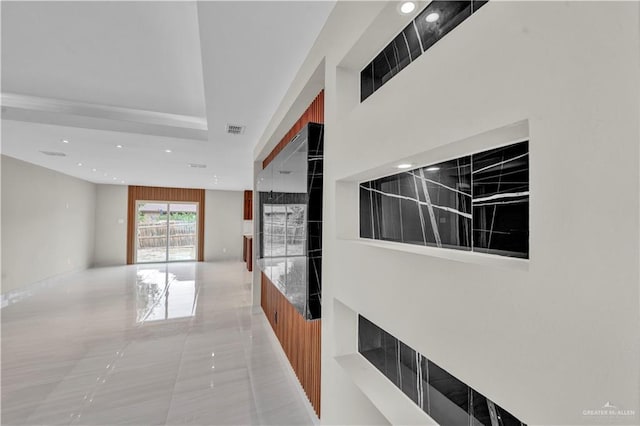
[2,262,317,425]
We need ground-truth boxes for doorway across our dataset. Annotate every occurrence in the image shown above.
[135,201,199,263]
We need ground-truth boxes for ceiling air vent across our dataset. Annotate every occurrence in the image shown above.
[40,151,66,157]
[188,163,207,168]
[226,124,245,135]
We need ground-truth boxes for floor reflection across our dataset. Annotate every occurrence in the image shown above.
[2,262,315,425]
[136,264,197,323]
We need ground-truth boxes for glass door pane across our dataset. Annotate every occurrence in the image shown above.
[167,203,198,262]
[136,202,169,263]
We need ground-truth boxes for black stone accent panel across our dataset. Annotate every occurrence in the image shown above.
[358,315,527,425]
[472,141,529,258]
[360,157,473,251]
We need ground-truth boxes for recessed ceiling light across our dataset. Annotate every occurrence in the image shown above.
[91,168,97,172]
[188,163,207,168]
[426,166,440,172]
[116,144,123,149]
[399,1,416,14]
[397,163,412,169]
[121,180,125,184]
[61,139,69,144]
[77,162,83,166]
[113,177,118,180]
[104,173,108,177]
[425,12,440,22]
[165,149,172,153]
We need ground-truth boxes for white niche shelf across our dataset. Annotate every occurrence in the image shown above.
[334,353,438,426]
[350,238,529,271]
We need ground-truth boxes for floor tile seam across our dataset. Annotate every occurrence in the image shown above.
[2,267,125,423]
[209,284,265,423]
[21,352,106,425]
[66,338,140,424]
[163,300,207,423]
[243,316,268,426]
[67,268,183,425]
[137,354,187,424]
[164,269,249,419]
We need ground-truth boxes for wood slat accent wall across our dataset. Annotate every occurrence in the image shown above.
[262,90,324,169]
[261,273,321,417]
[259,90,324,416]
[126,186,205,264]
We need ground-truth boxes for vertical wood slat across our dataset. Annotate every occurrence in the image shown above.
[242,236,248,262]
[262,90,324,169]
[261,273,321,417]
[243,190,253,220]
[126,186,206,264]
[246,238,252,272]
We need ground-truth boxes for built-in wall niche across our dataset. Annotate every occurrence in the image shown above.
[360,141,529,259]
[361,0,489,102]
[358,315,527,426]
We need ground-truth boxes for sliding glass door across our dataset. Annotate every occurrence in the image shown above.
[135,201,199,263]
[167,203,198,261]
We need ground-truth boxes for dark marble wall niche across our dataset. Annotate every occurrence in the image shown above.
[360,141,528,259]
[257,123,324,320]
[358,315,527,426]
[360,156,472,250]
[361,0,489,102]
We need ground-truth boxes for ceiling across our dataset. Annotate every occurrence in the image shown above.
[1,1,335,190]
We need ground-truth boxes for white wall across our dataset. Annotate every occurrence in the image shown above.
[93,184,128,267]
[204,189,243,261]
[1,157,242,290]
[92,187,243,264]
[257,1,640,425]
[1,155,96,293]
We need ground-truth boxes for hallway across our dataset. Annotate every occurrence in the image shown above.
[1,262,316,425]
